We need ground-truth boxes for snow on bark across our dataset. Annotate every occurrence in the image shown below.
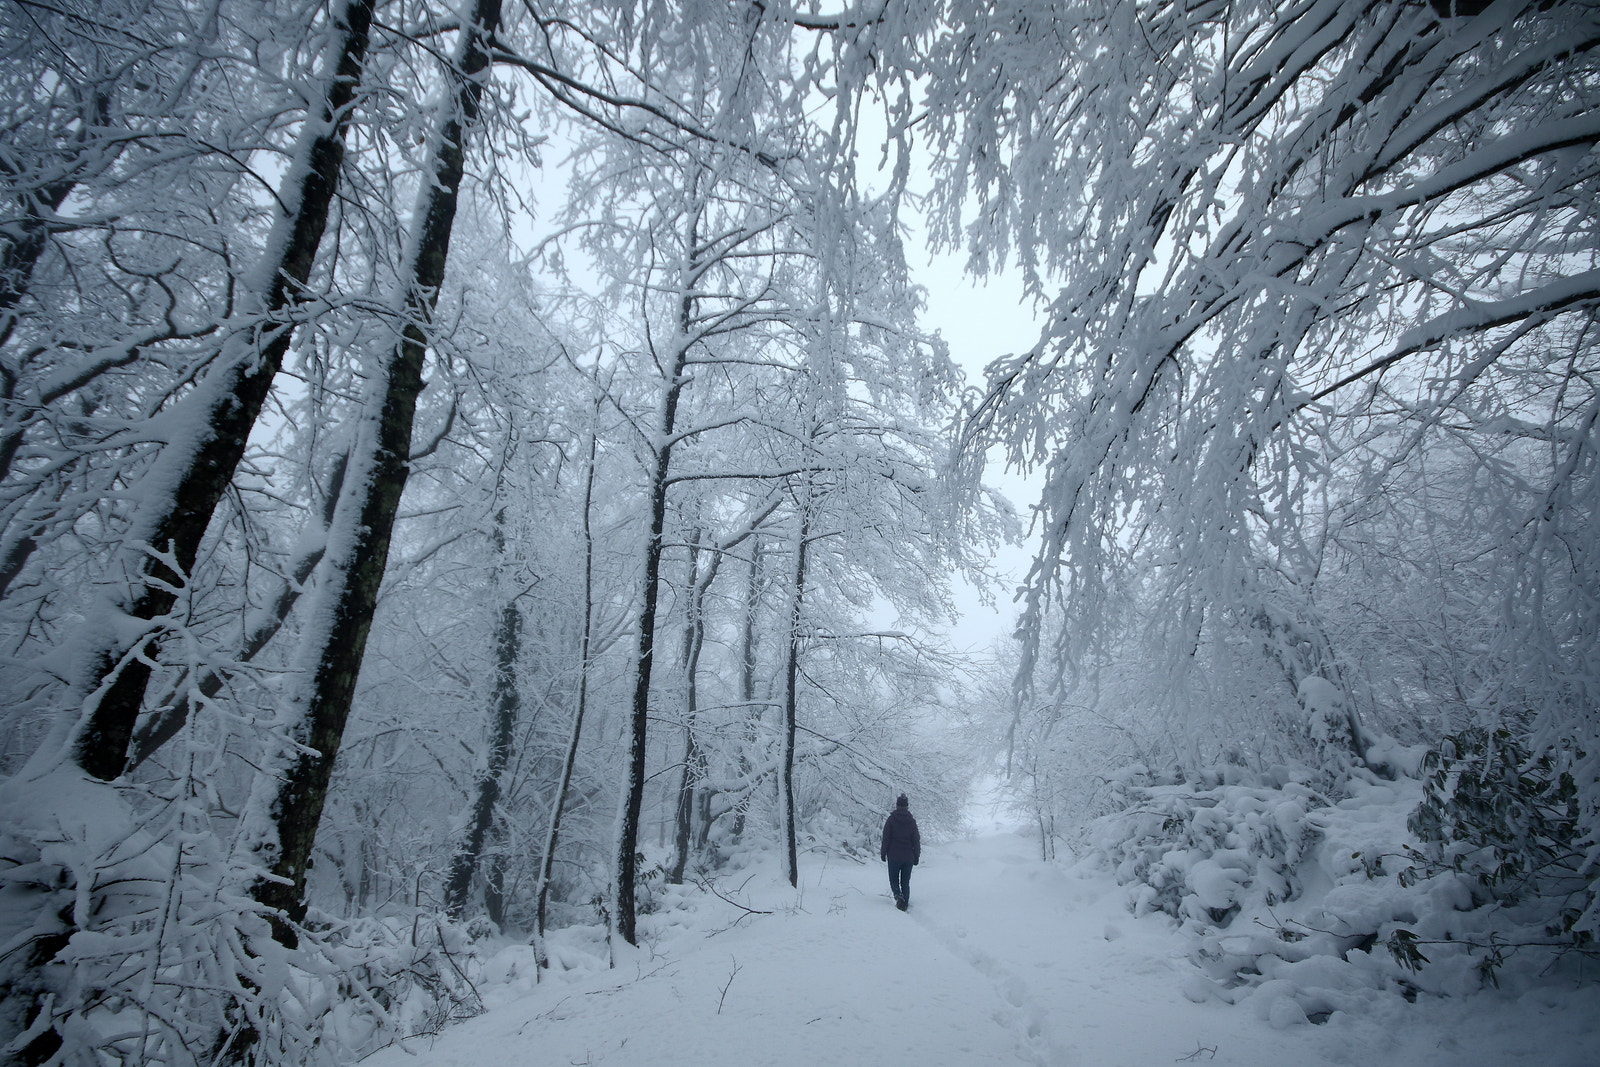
[250,0,505,943]
[60,0,380,782]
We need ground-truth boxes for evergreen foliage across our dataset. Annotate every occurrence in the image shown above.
[1403,728,1596,973]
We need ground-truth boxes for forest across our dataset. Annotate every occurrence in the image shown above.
[0,0,1595,1063]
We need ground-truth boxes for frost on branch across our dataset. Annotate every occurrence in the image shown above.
[945,0,1600,1020]
[0,766,484,1065]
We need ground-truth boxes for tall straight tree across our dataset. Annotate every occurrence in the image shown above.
[252,0,505,940]
[63,0,379,781]
[666,527,706,886]
[778,473,812,888]
[613,174,702,946]
[537,428,600,946]
[728,538,764,842]
[443,498,525,918]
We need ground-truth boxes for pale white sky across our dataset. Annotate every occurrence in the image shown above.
[516,126,1047,652]
[906,242,1046,653]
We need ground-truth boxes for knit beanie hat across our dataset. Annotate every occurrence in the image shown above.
[896,794,909,808]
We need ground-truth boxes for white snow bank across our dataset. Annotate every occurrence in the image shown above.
[360,833,1600,1067]
[1085,742,1598,1054]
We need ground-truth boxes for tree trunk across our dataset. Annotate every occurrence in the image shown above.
[0,85,112,468]
[537,432,598,947]
[614,185,703,947]
[664,498,775,874]
[779,488,811,888]
[251,0,503,943]
[70,0,377,781]
[730,539,762,842]
[443,571,523,917]
[613,353,689,945]
[667,530,705,885]
[484,850,508,929]
[126,453,347,770]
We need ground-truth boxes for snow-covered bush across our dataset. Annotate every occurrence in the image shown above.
[1403,728,1597,971]
[1083,724,1598,1024]
[0,769,483,1065]
[1091,769,1325,928]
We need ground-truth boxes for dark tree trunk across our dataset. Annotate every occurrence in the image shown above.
[780,492,811,888]
[614,346,690,945]
[667,531,705,885]
[0,533,36,598]
[615,188,702,947]
[0,88,111,359]
[0,88,112,607]
[126,454,347,770]
[251,0,504,944]
[444,556,523,917]
[537,432,598,947]
[70,0,377,781]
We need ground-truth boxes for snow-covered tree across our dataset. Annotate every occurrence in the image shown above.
[928,0,1600,974]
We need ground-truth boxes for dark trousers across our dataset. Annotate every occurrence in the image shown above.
[887,860,913,903]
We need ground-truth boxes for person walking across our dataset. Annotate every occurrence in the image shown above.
[880,793,921,910]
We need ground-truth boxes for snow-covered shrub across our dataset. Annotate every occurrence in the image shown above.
[1400,728,1597,978]
[1089,763,1444,1021]
[1091,769,1326,928]
[316,913,486,1051]
[0,769,483,1065]
[1086,725,1598,1025]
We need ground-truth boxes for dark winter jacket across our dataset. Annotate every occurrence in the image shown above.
[880,807,921,864]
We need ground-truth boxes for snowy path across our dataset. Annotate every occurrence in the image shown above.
[364,833,1597,1067]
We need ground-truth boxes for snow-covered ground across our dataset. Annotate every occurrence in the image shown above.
[364,832,1600,1067]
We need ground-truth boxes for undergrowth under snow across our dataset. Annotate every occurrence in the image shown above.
[361,824,1598,1067]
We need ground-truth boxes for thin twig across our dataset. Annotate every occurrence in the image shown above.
[716,957,741,1015]
[693,876,773,916]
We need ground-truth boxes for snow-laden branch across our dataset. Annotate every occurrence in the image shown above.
[1306,269,1600,406]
